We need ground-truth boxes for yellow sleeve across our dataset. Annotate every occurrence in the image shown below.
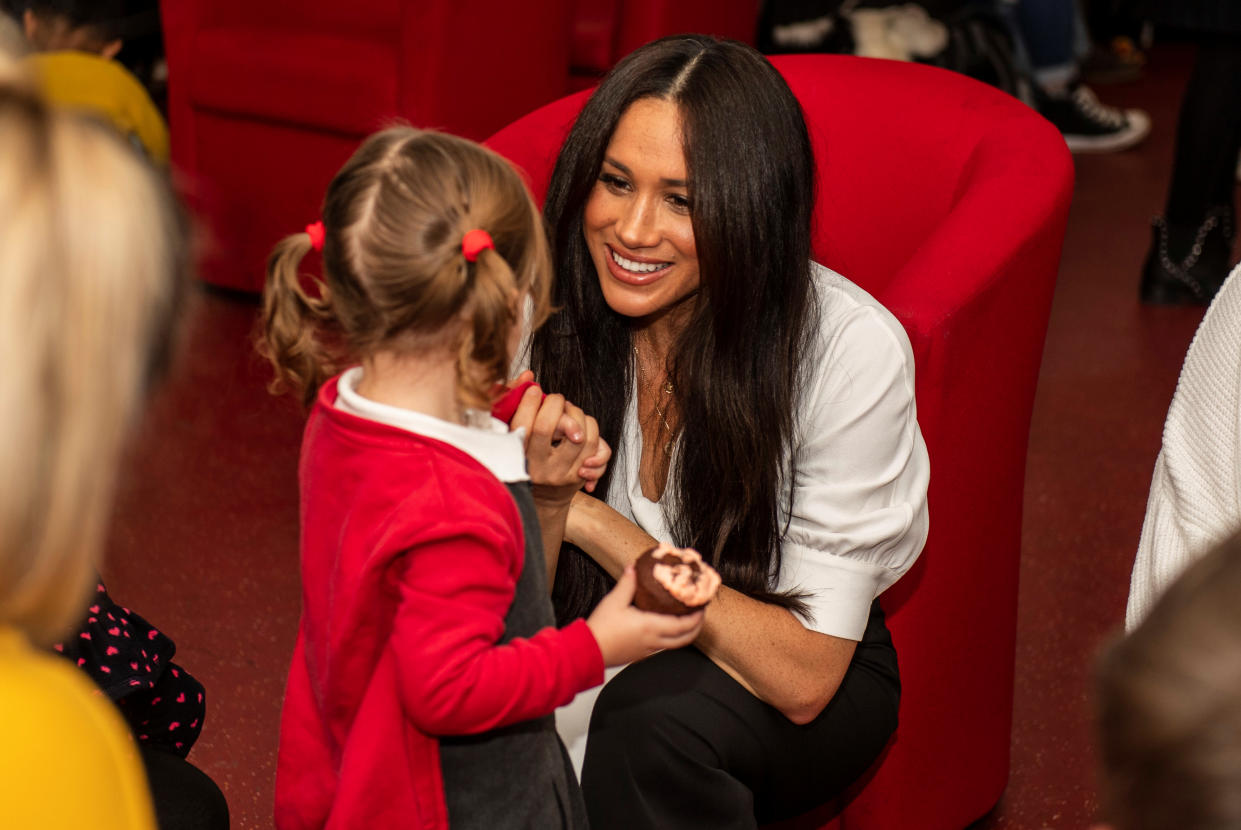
[0,631,157,829]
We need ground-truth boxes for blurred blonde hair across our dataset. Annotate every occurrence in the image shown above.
[0,57,187,645]
[259,126,552,409]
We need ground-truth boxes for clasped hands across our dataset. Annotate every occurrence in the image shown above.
[502,370,610,504]
[501,371,702,664]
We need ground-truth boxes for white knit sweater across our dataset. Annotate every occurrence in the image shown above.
[1127,264,1241,630]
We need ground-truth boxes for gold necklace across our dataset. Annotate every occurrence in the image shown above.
[633,345,676,449]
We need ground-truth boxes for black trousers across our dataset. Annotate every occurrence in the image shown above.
[581,601,899,830]
[1165,33,1241,229]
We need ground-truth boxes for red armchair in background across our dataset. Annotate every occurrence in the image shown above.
[487,54,1073,830]
[568,0,760,87]
[159,0,571,292]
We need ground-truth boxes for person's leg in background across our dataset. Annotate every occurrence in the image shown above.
[1007,0,1151,152]
[1141,33,1241,305]
[1080,0,1148,84]
[1015,0,1081,91]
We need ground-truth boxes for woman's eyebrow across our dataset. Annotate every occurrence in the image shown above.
[602,157,688,188]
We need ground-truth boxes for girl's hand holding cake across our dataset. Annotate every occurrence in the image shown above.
[586,564,705,666]
[632,543,722,616]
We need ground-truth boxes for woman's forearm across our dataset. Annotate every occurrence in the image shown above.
[695,587,856,724]
[532,496,571,590]
[567,492,856,724]
[564,491,656,575]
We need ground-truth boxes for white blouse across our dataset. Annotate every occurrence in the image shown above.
[552,262,930,772]
[612,262,928,638]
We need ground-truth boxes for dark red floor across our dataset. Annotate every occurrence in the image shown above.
[99,43,1211,829]
[974,42,1208,829]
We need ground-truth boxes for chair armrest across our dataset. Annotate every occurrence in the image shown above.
[883,123,1074,341]
[854,132,1072,830]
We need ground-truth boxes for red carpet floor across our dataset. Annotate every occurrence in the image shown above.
[97,42,1213,829]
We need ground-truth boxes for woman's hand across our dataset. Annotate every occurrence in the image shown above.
[585,564,704,666]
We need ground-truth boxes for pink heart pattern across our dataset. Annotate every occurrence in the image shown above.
[53,579,207,759]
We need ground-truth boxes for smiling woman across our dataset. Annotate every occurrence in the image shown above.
[529,34,931,830]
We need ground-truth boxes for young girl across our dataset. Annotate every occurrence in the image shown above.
[260,126,703,830]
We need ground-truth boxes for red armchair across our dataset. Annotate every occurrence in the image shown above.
[159,0,571,292]
[487,54,1073,830]
[568,0,761,87]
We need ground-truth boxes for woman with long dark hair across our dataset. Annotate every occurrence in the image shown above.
[522,35,930,828]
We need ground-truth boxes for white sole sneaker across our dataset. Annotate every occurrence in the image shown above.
[1064,108,1152,153]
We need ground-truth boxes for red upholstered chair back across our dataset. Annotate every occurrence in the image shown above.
[159,0,571,291]
[487,54,1073,830]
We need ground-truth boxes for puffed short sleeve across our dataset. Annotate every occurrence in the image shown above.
[777,269,930,640]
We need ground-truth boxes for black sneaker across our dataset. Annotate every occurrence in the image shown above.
[1036,84,1151,153]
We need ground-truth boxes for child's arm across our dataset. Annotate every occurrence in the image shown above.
[392,520,603,736]
[523,393,611,584]
[390,519,703,737]
[495,377,611,584]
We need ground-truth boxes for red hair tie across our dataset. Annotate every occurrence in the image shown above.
[461,229,494,262]
[305,221,325,252]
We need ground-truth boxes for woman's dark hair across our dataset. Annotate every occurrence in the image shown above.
[535,34,817,623]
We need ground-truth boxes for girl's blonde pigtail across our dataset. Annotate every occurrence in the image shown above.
[455,246,519,410]
[258,233,338,407]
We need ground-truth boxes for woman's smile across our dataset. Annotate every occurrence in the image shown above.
[605,245,673,284]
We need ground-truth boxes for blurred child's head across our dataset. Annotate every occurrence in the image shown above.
[0,59,187,645]
[261,127,553,409]
[22,0,138,58]
[1095,531,1241,830]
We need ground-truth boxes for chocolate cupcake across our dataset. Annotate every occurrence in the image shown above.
[633,543,721,616]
